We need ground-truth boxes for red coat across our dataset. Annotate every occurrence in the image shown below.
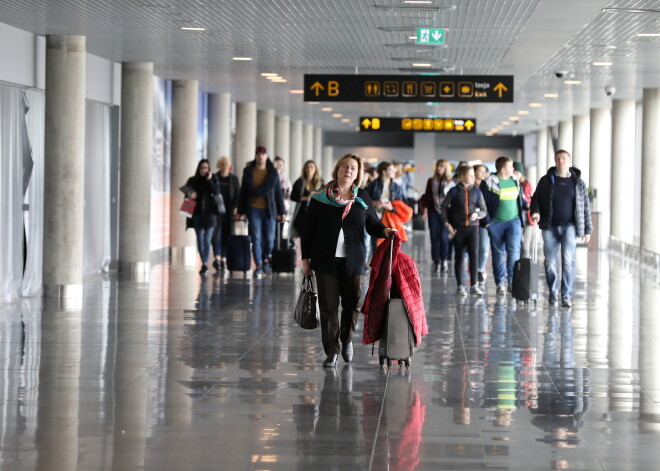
[362,234,428,346]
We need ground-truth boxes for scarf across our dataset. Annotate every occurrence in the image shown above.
[431,177,451,213]
[311,180,367,219]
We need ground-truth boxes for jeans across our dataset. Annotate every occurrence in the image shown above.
[212,212,231,257]
[478,226,490,272]
[193,215,215,264]
[428,211,451,262]
[487,219,522,285]
[541,224,577,300]
[247,207,276,266]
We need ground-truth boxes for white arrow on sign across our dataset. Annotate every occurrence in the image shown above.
[432,31,442,41]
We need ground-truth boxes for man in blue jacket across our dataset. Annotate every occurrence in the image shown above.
[237,146,287,278]
[531,149,592,307]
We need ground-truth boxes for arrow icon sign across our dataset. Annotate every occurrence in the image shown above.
[310,81,325,96]
[432,31,442,42]
[361,118,372,129]
[465,120,474,131]
[493,82,508,98]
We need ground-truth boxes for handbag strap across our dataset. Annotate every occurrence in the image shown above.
[388,233,394,300]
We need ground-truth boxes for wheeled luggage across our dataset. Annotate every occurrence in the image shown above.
[379,235,416,368]
[271,222,296,273]
[512,227,539,303]
[226,220,251,275]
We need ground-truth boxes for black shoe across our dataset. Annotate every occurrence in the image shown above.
[432,261,439,274]
[323,354,338,367]
[220,260,226,271]
[341,342,353,363]
[562,298,572,308]
[199,264,208,274]
[213,259,221,271]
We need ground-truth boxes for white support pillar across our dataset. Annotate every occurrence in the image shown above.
[235,102,257,173]
[118,62,153,273]
[208,92,231,163]
[558,119,573,154]
[323,145,334,185]
[535,127,548,183]
[641,88,660,255]
[303,124,314,165]
[257,108,275,158]
[290,120,303,183]
[573,114,590,185]
[610,99,636,244]
[275,115,290,176]
[313,126,323,163]
[589,108,612,250]
[169,80,199,262]
[42,35,86,297]
[546,126,555,169]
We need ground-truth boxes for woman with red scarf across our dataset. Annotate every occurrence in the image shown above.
[301,154,396,368]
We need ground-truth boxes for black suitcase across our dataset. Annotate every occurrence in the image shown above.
[271,222,296,273]
[226,220,251,274]
[512,227,539,303]
[378,236,416,368]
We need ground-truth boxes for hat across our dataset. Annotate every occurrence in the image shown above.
[513,161,525,174]
[255,145,267,154]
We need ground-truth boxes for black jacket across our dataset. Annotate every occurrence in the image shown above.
[185,174,220,229]
[237,159,286,219]
[301,188,385,276]
[440,183,487,228]
[530,166,592,237]
[214,172,240,212]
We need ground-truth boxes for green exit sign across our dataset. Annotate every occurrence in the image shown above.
[416,28,445,45]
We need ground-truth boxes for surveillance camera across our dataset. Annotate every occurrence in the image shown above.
[555,70,568,78]
[605,86,616,97]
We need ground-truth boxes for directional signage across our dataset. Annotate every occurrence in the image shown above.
[304,75,513,102]
[360,117,476,133]
[416,27,444,45]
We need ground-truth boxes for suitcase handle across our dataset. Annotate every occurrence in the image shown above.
[531,225,538,263]
[388,232,394,300]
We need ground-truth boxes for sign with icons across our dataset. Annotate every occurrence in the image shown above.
[359,117,476,133]
[416,27,445,45]
[304,75,513,102]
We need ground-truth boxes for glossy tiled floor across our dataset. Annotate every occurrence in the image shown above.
[1,232,660,470]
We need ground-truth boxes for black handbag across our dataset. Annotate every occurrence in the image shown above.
[294,275,320,330]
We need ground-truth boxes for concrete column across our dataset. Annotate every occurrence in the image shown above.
[558,119,573,154]
[323,145,334,185]
[313,126,323,163]
[413,133,436,182]
[546,126,555,169]
[169,80,199,262]
[641,88,660,255]
[119,62,153,273]
[290,120,303,183]
[589,108,612,250]
[639,280,660,429]
[235,101,257,173]
[303,123,314,165]
[611,99,636,244]
[535,127,548,184]
[572,114,590,185]
[275,115,290,176]
[208,92,231,163]
[257,108,275,157]
[42,35,86,296]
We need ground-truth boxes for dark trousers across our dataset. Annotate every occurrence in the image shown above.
[453,225,479,286]
[315,258,362,355]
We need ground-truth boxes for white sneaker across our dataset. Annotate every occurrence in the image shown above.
[456,285,467,296]
[470,285,483,296]
[496,284,507,296]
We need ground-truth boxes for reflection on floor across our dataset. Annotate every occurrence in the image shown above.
[1,232,660,470]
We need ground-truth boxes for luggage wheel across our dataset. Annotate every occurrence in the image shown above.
[386,359,393,368]
[403,358,411,368]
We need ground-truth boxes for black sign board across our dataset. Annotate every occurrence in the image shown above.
[304,74,513,103]
[359,117,476,133]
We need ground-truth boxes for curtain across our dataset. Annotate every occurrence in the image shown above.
[83,102,111,275]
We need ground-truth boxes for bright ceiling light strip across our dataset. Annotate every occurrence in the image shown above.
[637,33,660,37]
[332,113,343,118]
[412,63,432,67]
[544,93,558,98]
[261,73,278,77]
[518,110,530,115]
[289,90,303,94]
[341,118,350,123]
[529,103,543,107]
[232,57,252,61]
[404,0,433,4]
[509,116,519,121]
[564,80,581,85]
[180,26,206,31]
[593,61,613,66]
[321,107,333,111]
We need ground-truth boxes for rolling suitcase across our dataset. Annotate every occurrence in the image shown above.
[379,236,416,368]
[512,227,539,303]
[271,222,296,273]
[226,220,251,275]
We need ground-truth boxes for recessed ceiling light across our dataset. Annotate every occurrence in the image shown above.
[518,110,530,115]
[180,26,206,31]
[502,121,511,125]
[266,76,282,80]
[261,73,278,77]
[509,116,519,121]
[408,36,418,40]
[544,93,559,98]
[412,63,433,67]
[232,57,252,61]
[341,118,351,123]
[321,107,333,112]
[332,113,343,118]
[637,33,660,37]
[270,78,287,83]
[529,103,543,107]
[593,61,613,66]
[404,0,433,4]
[564,80,581,85]
[603,7,660,14]
[289,90,303,94]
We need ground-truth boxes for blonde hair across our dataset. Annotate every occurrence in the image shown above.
[434,159,453,182]
[216,156,231,170]
[301,160,322,192]
[332,154,364,187]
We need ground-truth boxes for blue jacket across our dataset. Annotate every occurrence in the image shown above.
[237,159,286,219]
[365,178,405,204]
[479,173,525,227]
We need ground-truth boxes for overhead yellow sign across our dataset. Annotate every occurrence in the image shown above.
[360,117,476,133]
